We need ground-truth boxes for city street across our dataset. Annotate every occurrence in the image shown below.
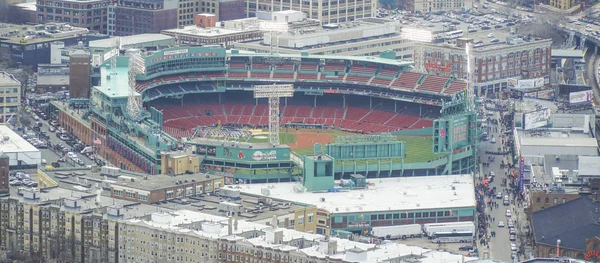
[477,105,530,262]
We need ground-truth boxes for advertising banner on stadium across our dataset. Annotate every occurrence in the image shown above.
[569,90,594,104]
[522,108,551,130]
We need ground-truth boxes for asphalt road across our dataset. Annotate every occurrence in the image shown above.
[478,109,530,262]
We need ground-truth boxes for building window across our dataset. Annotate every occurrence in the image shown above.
[553,198,558,204]
[562,198,566,203]
[307,213,313,223]
[126,192,136,199]
[166,191,174,199]
[138,194,148,201]
[545,198,549,203]
[298,216,304,225]
[536,197,541,203]
[113,189,122,196]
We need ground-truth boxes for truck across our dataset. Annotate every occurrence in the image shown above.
[100,166,120,178]
[371,224,422,240]
[423,222,475,237]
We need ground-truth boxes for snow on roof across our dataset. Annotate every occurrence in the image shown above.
[236,174,476,213]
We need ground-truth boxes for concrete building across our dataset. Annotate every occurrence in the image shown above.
[238,174,477,235]
[113,0,178,36]
[414,37,552,95]
[69,50,91,99]
[0,72,20,123]
[246,0,376,25]
[35,64,70,94]
[36,0,109,33]
[162,17,263,48]
[0,125,41,169]
[233,17,413,59]
[0,23,107,69]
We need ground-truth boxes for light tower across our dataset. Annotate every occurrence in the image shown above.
[110,37,121,76]
[126,50,145,120]
[253,84,294,145]
[260,21,289,55]
[465,42,475,111]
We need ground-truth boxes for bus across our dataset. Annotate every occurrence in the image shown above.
[423,221,475,236]
[430,231,474,243]
[444,30,464,39]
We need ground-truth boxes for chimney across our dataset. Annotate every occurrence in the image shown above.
[325,226,330,240]
[228,216,233,235]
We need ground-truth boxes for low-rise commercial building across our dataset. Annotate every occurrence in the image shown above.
[0,23,107,69]
[0,125,40,170]
[414,37,552,96]
[162,17,263,48]
[233,17,413,59]
[237,174,477,235]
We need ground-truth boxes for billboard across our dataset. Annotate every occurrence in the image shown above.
[509,78,545,89]
[522,108,551,130]
[569,90,594,104]
[433,113,476,153]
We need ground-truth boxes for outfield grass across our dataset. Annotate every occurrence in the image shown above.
[288,130,446,164]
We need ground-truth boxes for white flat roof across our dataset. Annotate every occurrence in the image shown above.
[578,156,600,177]
[163,26,258,37]
[0,125,39,153]
[0,72,20,87]
[521,137,598,147]
[236,174,476,214]
[128,209,476,263]
[89,34,174,49]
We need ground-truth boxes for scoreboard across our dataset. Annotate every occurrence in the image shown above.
[433,113,476,153]
[451,115,469,146]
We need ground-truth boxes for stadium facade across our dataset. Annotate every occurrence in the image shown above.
[51,46,480,184]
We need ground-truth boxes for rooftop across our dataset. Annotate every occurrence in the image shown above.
[578,156,600,177]
[520,137,598,147]
[229,51,412,67]
[111,172,222,192]
[5,186,172,219]
[237,174,476,213]
[0,125,38,153]
[37,75,69,86]
[0,72,21,87]
[95,56,140,99]
[532,196,600,251]
[0,22,91,44]
[127,209,477,262]
[162,24,260,37]
[89,34,175,49]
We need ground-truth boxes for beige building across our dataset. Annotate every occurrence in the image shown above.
[178,0,245,26]
[394,0,472,13]
[162,17,264,48]
[246,0,376,25]
[0,72,20,123]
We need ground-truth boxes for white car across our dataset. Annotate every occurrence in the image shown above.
[487,33,495,38]
[491,137,496,143]
[506,209,512,217]
[510,243,518,251]
[498,221,505,227]
[508,220,514,228]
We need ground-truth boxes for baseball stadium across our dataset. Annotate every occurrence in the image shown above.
[66,46,479,183]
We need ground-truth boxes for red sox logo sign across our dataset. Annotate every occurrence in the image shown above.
[585,250,600,261]
[440,127,446,137]
[238,151,245,159]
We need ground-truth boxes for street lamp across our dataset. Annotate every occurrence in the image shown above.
[556,239,561,257]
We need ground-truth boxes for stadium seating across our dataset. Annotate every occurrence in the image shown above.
[417,75,449,93]
[345,76,371,83]
[392,72,422,90]
[378,67,400,77]
[370,77,391,86]
[350,65,378,75]
[323,63,347,72]
[273,73,295,80]
[229,62,247,69]
[444,81,467,95]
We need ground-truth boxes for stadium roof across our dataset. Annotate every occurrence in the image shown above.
[89,34,175,49]
[229,50,413,67]
[236,174,476,214]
